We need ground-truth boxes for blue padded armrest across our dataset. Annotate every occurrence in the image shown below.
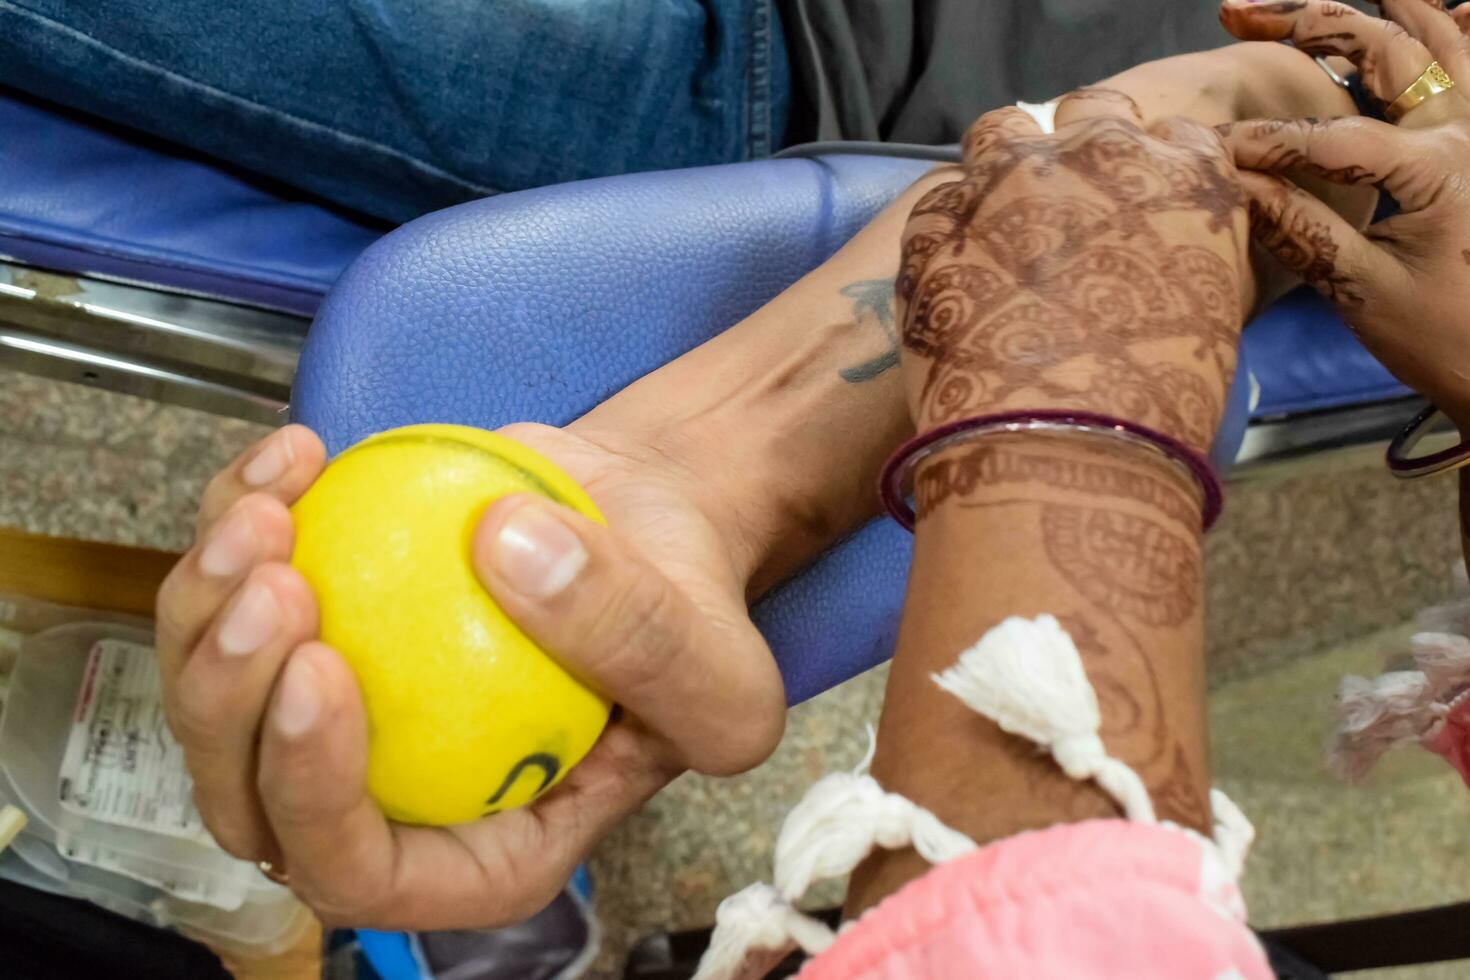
[1243,286,1409,417]
[294,156,1252,704]
[0,86,381,315]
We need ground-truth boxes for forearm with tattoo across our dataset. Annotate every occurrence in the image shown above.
[576,168,957,595]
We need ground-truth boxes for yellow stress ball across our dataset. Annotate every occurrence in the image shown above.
[290,423,611,826]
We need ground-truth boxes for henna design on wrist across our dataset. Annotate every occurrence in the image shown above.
[834,278,900,383]
[918,440,1211,832]
[1041,504,1200,627]
[1058,614,1168,769]
[916,440,1201,626]
[914,442,1200,527]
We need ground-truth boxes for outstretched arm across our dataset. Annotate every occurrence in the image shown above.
[846,104,1252,912]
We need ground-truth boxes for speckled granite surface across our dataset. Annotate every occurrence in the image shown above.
[0,372,264,551]
[2,368,1466,979]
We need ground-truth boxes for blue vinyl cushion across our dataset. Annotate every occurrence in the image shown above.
[293,156,1253,704]
[0,86,380,316]
[1242,286,1409,417]
[294,156,928,704]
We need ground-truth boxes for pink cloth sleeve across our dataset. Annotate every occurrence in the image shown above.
[800,819,1271,980]
[1427,698,1470,790]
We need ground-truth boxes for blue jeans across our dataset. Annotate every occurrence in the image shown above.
[0,0,789,222]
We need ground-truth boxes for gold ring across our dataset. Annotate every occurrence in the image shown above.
[1388,61,1456,123]
[258,860,291,886]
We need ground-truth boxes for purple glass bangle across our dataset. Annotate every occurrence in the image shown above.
[878,409,1225,533]
[1385,404,1470,479]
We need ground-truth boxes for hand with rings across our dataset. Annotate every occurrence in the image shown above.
[1219,0,1470,430]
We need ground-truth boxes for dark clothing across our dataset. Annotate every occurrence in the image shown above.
[780,0,1230,144]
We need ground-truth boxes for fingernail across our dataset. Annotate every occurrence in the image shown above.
[242,431,294,487]
[199,510,256,577]
[217,580,279,657]
[491,501,588,600]
[274,655,320,739]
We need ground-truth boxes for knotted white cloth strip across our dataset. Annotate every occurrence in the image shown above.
[934,614,1156,823]
[1209,789,1255,881]
[694,615,1254,980]
[694,734,978,980]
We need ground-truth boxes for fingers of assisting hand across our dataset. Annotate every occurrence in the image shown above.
[168,562,317,860]
[1222,115,1440,211]
[156,492,297,682]
[1238,169,1380,308]
[472,495,785,776]
[195,425,325,538]
[1222,0,1431,104]
[1377,0,1470,79]
[259,647,674,929]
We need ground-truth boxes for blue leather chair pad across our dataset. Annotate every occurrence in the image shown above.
[1243,287,1409,417]
[0,87,381,316]
[294,155,1254,704]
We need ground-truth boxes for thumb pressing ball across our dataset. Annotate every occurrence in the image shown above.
[290,423,611,826]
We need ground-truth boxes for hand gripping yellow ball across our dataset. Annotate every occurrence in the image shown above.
[290,424,611,826]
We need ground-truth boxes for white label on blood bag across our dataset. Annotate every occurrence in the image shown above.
[54,831,249,911]
[57,639,213,844]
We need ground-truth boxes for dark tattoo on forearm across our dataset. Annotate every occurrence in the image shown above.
[834,278,899,383]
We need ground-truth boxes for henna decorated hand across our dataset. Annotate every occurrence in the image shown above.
[1220,0,1470,427]
[1220,0,1470,133]
[895,107,1253,455]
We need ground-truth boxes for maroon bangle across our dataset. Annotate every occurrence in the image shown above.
[1385,404,1470,478]
[878,409,1224,533]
